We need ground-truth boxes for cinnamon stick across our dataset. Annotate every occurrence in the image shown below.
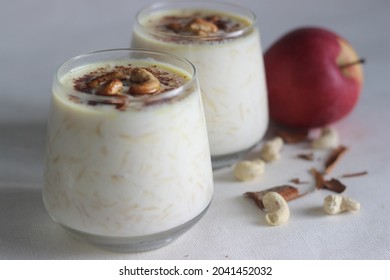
[324,145,348,174]
[244,185,304,210]
[341,171,368,178]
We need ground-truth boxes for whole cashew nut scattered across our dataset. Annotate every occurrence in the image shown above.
[323,194,360,215]
[312,127,339,149]
[233,159,265,182]
[260,137,284,162]
[129,68,160,96]
[262,192,290,226]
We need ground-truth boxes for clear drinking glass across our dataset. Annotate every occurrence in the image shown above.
[131,1,269,168]
[43,49,213,252]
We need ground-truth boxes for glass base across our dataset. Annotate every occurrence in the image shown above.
[60,203,211,253]
[211,144,257,170]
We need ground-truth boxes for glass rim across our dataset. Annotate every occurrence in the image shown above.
[54,48,197,105]
[135,0,257,41]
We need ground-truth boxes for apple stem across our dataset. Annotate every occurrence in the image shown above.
[339,58,366,69]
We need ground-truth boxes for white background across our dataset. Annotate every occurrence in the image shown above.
[0,0,389,259]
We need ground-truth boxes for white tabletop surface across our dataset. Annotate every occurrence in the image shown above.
[0,0,389,260]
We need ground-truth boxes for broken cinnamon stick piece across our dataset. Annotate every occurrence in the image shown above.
[309,167,348,193]
[290,178,310,184]
[341,171,368,178]
[310,167,325,189]
[297,152,314,161]
[244,185,302,210]
[323,178,346,193]
[324,145,348,174]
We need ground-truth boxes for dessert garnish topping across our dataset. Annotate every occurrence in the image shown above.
[129,68,161,96]
[87,71,125,89]
[96,79,123,95]
[161,13,246,38]
[186,18,219,36]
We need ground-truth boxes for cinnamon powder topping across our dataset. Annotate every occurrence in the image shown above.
[71,64,187,109]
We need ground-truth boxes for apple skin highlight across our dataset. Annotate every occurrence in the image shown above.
[264,27,363,129]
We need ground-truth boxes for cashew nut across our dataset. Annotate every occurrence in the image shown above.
[262,192,290,226]
[233,159,265,182]
[323,194,360,215]
[87,71,125,89]
[260,137,284,162]
[187,18,218,36]
[312,127,339,149]
[96,79,123,95]
[129,68,160,96]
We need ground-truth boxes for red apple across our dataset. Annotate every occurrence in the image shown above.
[264,27,364,128]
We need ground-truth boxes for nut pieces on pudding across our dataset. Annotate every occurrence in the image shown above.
[186,18,219,37]
[129,68,161,96]
[72,65,186,110]
[160,13,246,38]
[81,67,164,97]
[97,79,124,95]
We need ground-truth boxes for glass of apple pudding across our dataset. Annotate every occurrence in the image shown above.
[43,49,213,252]
[131,1,269,168]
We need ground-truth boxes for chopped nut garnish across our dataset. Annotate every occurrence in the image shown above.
[244,185,303,210]
[72,65,187,111]
[129,68,161,96]
[324,145,348,174]
[151,13,248,42]
[341,171,368,178]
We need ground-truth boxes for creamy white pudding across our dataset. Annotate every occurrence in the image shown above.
[43,50,213,251]
[132,2,269,167]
